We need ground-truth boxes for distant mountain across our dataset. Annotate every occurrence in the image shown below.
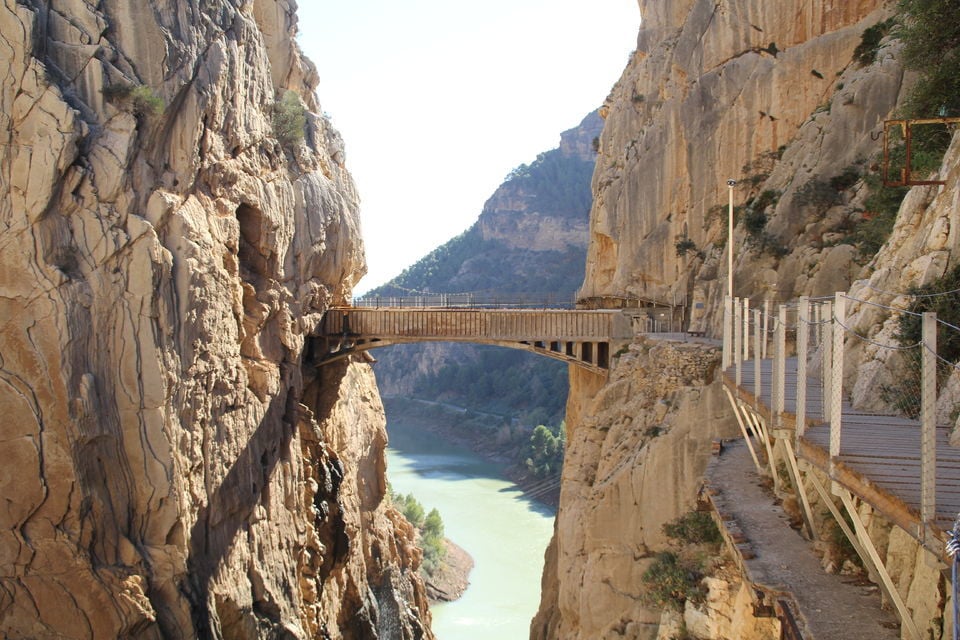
[366,111,602,428]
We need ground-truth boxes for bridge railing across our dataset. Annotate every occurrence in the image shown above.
[723,289,960,540]
[351,293,577,309]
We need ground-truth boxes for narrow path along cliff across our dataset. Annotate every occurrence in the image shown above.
[706,440,901,639]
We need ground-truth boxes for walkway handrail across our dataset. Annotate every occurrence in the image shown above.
[721,290,955,542]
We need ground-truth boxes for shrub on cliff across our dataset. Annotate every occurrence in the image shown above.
[643,511,723,609]
[663,511,722,546]
[102,83,164,116]
[272,90,306,146]
[642,552,707,609]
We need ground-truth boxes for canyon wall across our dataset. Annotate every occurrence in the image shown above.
[0,1,430,638]
[580,0,899,315]
[534,0,960,638]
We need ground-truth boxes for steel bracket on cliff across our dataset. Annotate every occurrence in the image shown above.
[882,117,960,187]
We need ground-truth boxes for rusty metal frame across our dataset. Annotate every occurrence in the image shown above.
[883,117,960,186]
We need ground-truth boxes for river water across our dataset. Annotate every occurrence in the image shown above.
[386,420,556,640]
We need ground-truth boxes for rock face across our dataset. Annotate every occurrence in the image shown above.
[533,1,960,638]
[531,340,742,639]
[0,1,430,638]
[581,0,897,317]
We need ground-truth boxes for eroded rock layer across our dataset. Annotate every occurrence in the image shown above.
[0,1,430,637]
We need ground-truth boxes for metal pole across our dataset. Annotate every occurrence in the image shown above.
[727,179,736,300]
[830,293,845,491]
[763,299,771,359]
[774,304,786,426]
[743,297,750,362]
[796,297,809,442]
[921,312,937,538]
[822,301,833,423]
[754,309,762,403]
[733,298,743,387]
[723,295,732,370]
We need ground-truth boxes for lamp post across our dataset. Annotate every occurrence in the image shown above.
[727,179,736,299]
[722,179,736,369]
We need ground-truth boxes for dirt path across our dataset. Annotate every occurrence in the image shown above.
[707,439,901,639]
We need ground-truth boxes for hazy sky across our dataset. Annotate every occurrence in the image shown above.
[296,1,640,293]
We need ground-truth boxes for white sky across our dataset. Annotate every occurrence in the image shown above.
[295,1,640,294]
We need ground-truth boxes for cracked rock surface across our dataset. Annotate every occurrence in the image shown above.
[0,1,431,637]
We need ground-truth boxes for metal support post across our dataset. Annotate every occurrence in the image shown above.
[723,296,732,370]
[822,301,833,423]
[796,297,809,441]
[753,309,762,403]
[830,293,845,492]
[921,312,937,538]
[723,386,763,471]
[773,305,786,428]
[839,490,924,640]
[778,437,815,539]
[763,298,771,359]
[735,298,743,387]
[743,297,750,362]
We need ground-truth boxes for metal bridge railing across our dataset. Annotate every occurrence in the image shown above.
[351,293,577,309]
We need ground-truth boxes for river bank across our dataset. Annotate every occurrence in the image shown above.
[425,539,474,603]
[383,396,562,506]
[385,420,556,639]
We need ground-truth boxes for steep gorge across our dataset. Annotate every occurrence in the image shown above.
[0,1,430,638]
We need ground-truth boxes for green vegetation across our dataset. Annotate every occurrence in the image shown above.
[398,346,570,426]
[897,263,960,366]
[102,83,164,116]
[421,508,445,575]
[847,171,907,257]
[524,423,565,479]
[272,90,306,146]
[501,148,596,220]
[642,552,706,609]
[662,511,722,545]
[853,18,896,66]
[642,511,722,609]
[674,235,698,258]
[876,265,960,418]
[897,0,960,119]
[737,189,786,258]
[392,491,447,576]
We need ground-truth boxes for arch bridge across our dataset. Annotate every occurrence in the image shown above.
[314,306,636,373]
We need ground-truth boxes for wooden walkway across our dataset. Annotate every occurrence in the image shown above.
[724,358,960,546]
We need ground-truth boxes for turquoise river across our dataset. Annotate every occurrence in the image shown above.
[386,420,556,639]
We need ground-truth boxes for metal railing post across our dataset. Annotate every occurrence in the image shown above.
[822,301,833,423]
[723,296,732,370]
[830,293,845,491]
[921,312,937,539]
[763,299,771,359]
[796,297,809,442]
[754,308,762,403]
[735,297,743,387]
[774,304,786,428]
[743,297,751,362]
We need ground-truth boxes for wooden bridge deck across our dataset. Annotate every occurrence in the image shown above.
[724,359,960,542]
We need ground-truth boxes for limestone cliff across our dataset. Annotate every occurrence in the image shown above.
[580,0,898,315]
[534,1,940,638]
[532,341,746,639]
[0,1,430,638]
